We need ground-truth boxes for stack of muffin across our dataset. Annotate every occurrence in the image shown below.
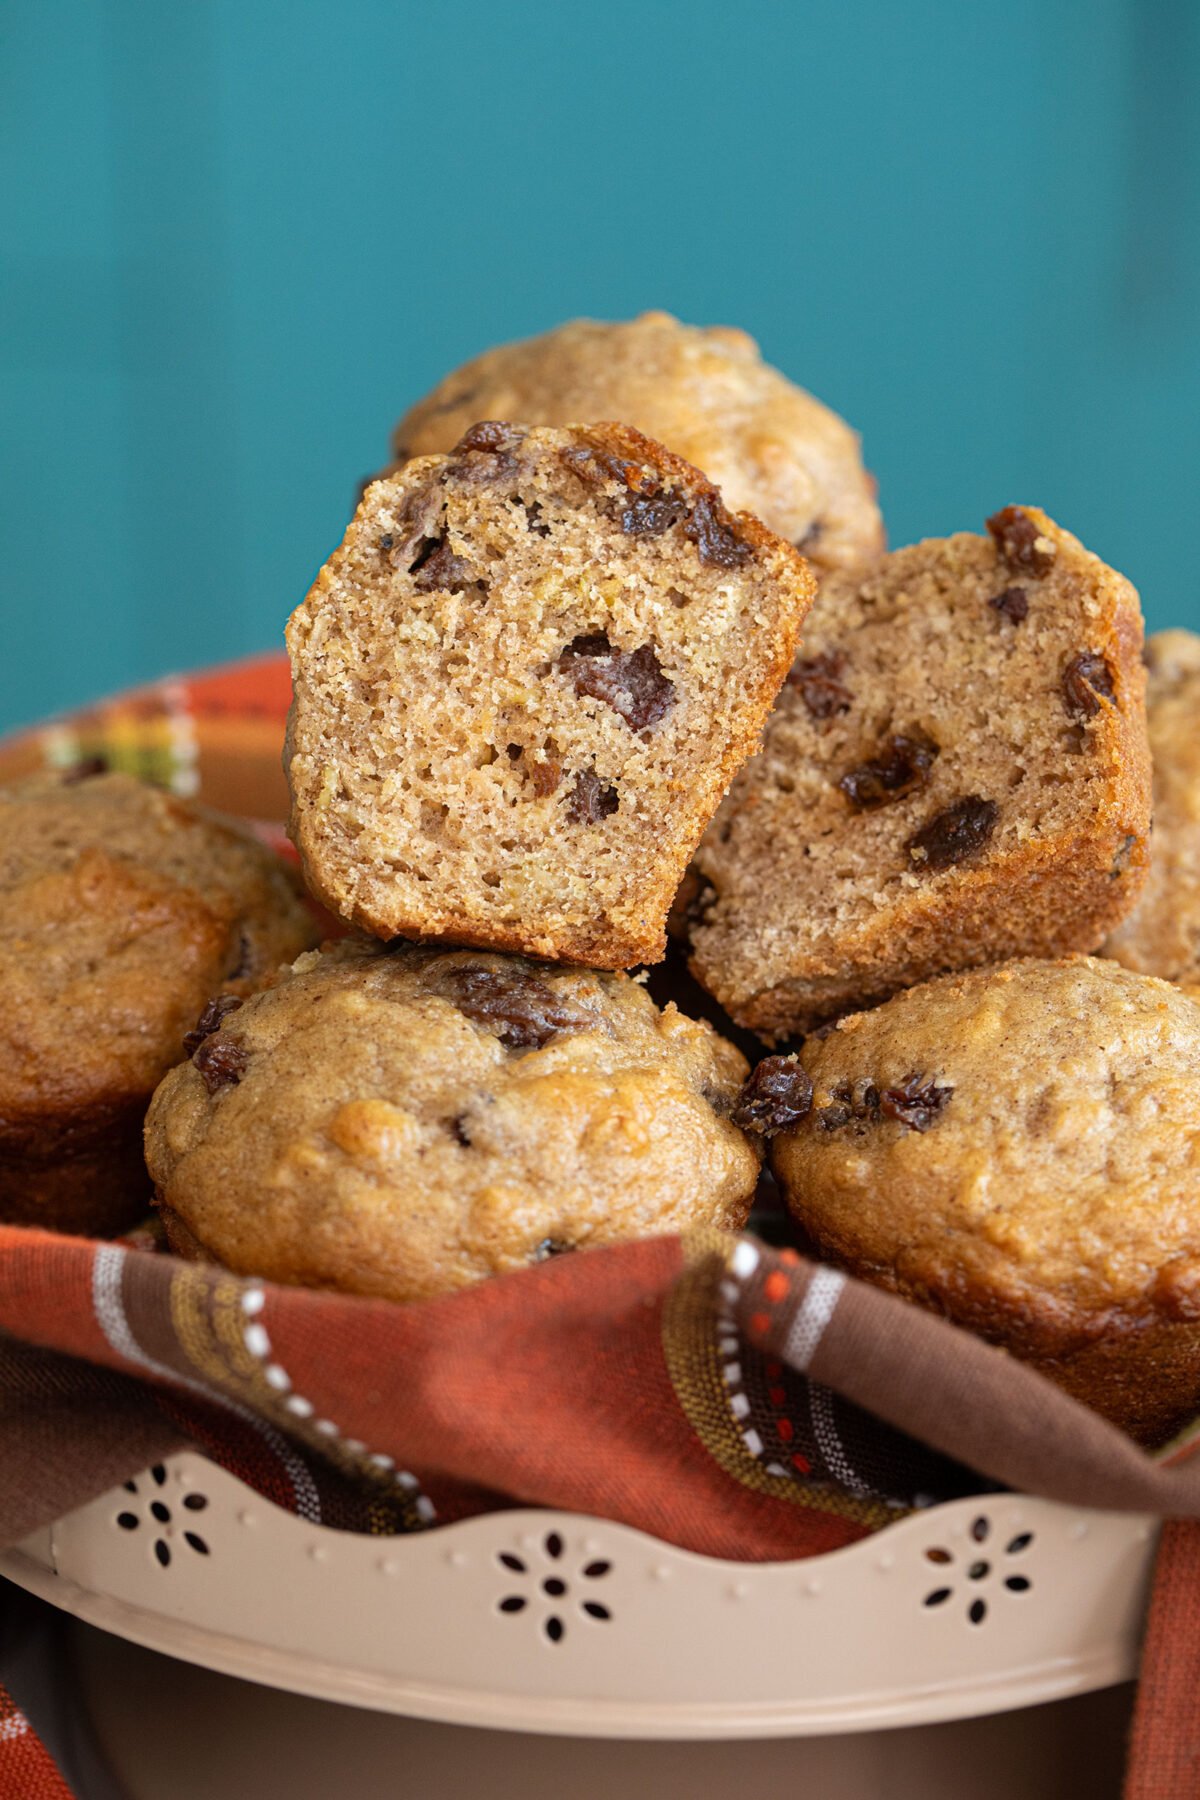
[6,311,1200,1446]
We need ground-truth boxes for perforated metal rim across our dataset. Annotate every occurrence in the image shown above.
[0,1455,1158,1739]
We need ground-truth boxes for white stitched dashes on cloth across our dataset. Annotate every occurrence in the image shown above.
[809,1380,875,1497]
[91,1246,322,1522]
[782,1265,846,1370]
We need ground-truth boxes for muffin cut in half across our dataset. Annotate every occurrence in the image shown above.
[287,421,816,967]
[683,507,1152,1036]
[0,770,318,1235]
[769,957,1200,1446]
[1103,628,1200,991]
[389,311,885,576]
[145,939,760,1302]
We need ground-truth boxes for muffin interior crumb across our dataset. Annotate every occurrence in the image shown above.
[287,423,813,965]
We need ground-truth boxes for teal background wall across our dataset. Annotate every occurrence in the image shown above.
[2,0,1198,732]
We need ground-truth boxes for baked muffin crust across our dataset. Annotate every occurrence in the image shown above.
[772,957,1200,1443]
[1104,628,1200,988]
[0,771,318,1233]
[145,939,760,1300]
[391,312,884,575]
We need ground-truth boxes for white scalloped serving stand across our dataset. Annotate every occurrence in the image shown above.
[0,1454,1157,1739]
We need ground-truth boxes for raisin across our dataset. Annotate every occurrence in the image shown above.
[559,634,675,731]
[838,732,939,810]
[989,586,1029,624]
[567,769,619,822]
[408,535,475,592]
[442,967,593,1049]
[449,420,523,480]
[731,1057,814,1136]
[986,507,1057,577]
[62,755,108,783]
[817,1074,950,1133]
[531,1237,574,1262]
[531,757,563,797]
[383,486,444,562]
[454,420,525,457]
[562,436,749,563]
[787,650,853,720]
[879,1073,953,1132]
[817,1079,881,1130]
[683,492,752,568]
[907,797,999,871]
[562,443,690,536]
[561,443,661,495]
[619,491,690,537]
[192,1033,248,1094]
[806,1019,838,1042]
[184,994,244,1058]
[1062,652,1116,719]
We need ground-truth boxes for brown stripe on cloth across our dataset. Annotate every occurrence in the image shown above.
[0,1333,183,1548]
[668,1236,980,1519]
[732,1249,1200,1516]
[118,1248,427,1532]
[118,1251,317,1522]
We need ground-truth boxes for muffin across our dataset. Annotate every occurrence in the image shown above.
[286,420,815,968]
[682,507,1152,1036]
[0,770,319,1235]
[144,939,760,1301]
[390,311,884,575]
[769,957,1200,1445]
[1104,628,1200,989]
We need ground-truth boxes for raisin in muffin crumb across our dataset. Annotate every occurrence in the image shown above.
[684,508,1151,1036]
[286,422,815,968]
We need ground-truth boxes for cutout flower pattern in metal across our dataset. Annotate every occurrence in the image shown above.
[114,1463,211,1569]
[495,1531,613,1644]
[921,1516,1033,1624]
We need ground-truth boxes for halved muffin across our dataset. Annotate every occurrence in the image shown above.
[286,421,815,968]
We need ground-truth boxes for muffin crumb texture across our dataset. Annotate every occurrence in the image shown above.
[286,421,815,967]
[686,508,1152,1036]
